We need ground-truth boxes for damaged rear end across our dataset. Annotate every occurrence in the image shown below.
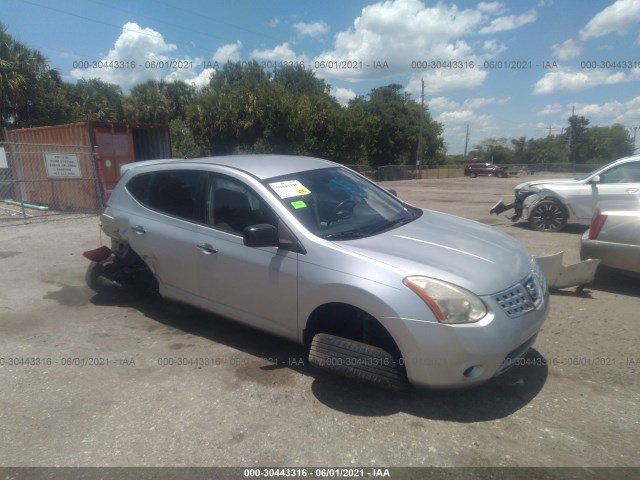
[83,214,156,300]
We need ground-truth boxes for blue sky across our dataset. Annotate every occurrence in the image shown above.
[4,0,640,154]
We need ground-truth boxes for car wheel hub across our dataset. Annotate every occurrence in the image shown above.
[532,203,564,231]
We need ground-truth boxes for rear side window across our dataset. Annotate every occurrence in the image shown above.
[126,173,152,203]
[126,170,205,222]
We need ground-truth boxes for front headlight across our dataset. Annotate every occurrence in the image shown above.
[403,276,487,324]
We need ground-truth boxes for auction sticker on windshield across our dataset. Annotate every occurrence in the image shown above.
[269,180,311,198]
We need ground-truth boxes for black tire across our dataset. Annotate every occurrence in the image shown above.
[308,333,408,389]
[529,200,568,232]
[85,258,157,301]
[469,172,478,178]
[497,172,506,178]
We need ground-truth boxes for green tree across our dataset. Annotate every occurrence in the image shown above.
[66,78,124,122]
[345,84,444,167]
[123,79,195,124]
[584,124,634,163]
[472,138,515,164]
[0,23,72,128]
[169,118,206,158]
[566,114,590,163]
[188,61,272,154]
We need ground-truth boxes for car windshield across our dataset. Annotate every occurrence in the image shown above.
[264,167,421,240]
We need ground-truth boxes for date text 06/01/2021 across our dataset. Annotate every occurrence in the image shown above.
[243,467,391,478]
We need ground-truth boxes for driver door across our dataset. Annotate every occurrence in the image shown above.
[193,173,299,340]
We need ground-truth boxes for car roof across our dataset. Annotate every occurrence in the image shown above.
[120,155,339,180]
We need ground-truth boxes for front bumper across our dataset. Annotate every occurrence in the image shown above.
[380,273,549,389]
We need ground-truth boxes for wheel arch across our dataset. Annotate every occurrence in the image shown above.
[302,302,404,363]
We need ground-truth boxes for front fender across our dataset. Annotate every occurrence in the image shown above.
[297,261,434,343]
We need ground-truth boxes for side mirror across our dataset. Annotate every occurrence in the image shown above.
[243,224,279,248]
[591,175,601,184]
[388,188,398,197]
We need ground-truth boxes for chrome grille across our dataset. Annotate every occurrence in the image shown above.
[493,265,546,318]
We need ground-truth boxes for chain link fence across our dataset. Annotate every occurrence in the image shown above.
[0,141,104,222]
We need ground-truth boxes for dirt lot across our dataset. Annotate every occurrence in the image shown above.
[0,174,638,469]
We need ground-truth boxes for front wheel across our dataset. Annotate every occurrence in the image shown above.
[308,333,408,389]
[469,172,478,178]
[529,200,568,232]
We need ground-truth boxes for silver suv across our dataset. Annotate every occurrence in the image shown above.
[84,155,548,389]
[491,155,640,232]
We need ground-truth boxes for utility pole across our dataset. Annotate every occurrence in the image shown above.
[416,78,424,179]
[546,125,555,165]
[463,124,470,160]
[567,105,575,161]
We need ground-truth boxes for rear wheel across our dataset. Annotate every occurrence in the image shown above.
[529,200,568,232]
[469,172,478,178]
[86,256,157,301]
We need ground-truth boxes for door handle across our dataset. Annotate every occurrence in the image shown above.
[197,243,218,254]
[626,188,639,194]
[131,225,146,234]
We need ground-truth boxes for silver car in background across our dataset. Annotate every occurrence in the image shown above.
[491,155,640,232]
[84,155,548,389]
[580,201,640,276]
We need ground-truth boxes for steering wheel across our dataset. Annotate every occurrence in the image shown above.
[331,199,356,220]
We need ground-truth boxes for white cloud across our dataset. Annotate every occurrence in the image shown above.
[533,68,638,94]
[428,96,510,112]
[213,41,242,63]
[70,22,178,91]
[552,39,581,60]
[465,97,510,109]
[573,97,640,125]
[580,0,640,40]
[439,110,478,124]
[482,40,508,56]
[251,42,308,63]
[428,97,459,111]
[165,67,215,90]
[331,87,357,105]
[267,18,280,28]
[294,21,330,38]
[314,0,537,93]
[477,2,508,15]
[537,104,563,117]
[406,68,488,96]
[479,9,537,34]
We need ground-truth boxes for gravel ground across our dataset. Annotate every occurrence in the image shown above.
[0,174,638,470]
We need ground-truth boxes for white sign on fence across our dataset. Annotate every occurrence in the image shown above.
[44,153,82,178]
[0,147,7,168]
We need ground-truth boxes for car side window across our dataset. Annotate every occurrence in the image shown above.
[206,175,277,235]
[128,170,206,222]
[600,162,640,184]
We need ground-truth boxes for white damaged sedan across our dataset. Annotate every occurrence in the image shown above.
[84,155,549,389]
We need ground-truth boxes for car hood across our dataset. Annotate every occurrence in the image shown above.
[516,178,583,191]
[336,210,533,295]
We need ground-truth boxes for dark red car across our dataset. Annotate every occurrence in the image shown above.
[464,163,508,178]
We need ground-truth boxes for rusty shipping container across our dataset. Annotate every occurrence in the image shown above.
[4,122,171,211]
